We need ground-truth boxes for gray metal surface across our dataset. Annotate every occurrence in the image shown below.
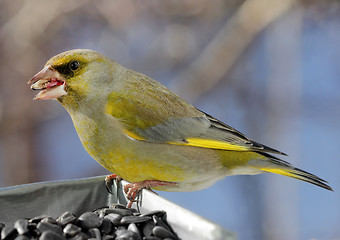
[0,176,236,240]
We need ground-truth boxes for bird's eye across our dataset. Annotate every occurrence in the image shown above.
[69,61,80,71]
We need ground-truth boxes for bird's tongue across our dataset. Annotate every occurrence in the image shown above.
[30,78,63,90]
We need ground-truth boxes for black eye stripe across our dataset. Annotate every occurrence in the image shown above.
[69,61,80,71]
[53,60,86,78]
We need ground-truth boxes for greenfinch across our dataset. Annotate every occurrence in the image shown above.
[28,49,332,206]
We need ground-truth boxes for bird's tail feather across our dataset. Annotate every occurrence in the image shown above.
[255,152,333,191]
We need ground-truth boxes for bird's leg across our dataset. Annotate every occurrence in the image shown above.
[124,180,178,208]
[105,174,122,194]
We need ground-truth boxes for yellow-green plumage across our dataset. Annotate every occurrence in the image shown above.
[29,49,332,192]
[104,70,204,135]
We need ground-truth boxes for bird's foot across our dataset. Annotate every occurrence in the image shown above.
[105,174,122,194]
[124,180,178,208]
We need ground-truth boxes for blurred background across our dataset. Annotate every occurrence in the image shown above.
[0,0,339,239]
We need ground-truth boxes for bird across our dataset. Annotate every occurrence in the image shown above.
[28,49,332,207]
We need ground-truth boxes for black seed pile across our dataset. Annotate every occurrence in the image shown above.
[0,204,180,240]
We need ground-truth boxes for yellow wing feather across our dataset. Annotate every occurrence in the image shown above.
[168,138,249,151]
[123,128,250,151]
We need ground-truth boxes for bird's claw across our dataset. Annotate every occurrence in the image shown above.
[105,177,178,208]
[105,174,122,194]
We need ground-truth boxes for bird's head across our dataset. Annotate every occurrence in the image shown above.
[28,49,115,108]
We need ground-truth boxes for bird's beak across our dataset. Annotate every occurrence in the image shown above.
[28,66,67,100]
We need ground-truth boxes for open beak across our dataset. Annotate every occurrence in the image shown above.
[28,66,67,100]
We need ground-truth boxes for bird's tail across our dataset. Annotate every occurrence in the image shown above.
[255,152,333,191]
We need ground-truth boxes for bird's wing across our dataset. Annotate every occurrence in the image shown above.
[105,73,285,155]
[132,110,285,155]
